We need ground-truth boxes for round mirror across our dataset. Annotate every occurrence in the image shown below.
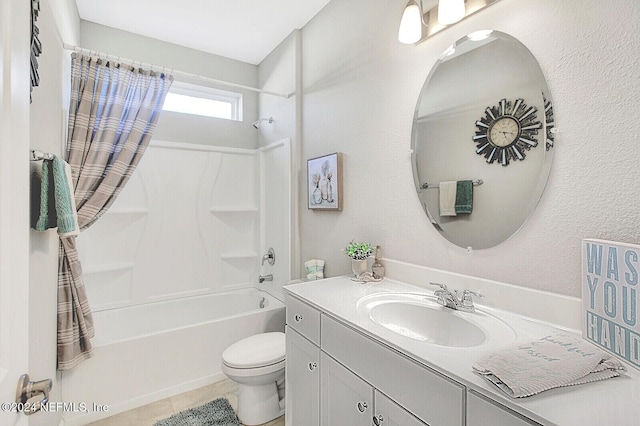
[411,31,555,250]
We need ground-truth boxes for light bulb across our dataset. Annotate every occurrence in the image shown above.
[438,0,465,25]
[398,3,423,44]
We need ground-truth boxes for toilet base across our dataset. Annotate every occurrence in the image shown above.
[236,381,285,426]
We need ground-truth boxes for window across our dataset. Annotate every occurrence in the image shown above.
[162,81,242,121]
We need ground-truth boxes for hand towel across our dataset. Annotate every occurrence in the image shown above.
[31,161,56,230]
[473,333,626,398]
[58,161,80,236]
[305,259,325,280]
[439,181,457,217]
[455,180,473,214]
[33,156,79,235]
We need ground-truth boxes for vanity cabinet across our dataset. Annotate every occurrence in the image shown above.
[285,294,456,426]
[321,314,465,425]
[321,352,373,426]
[467,390,541,426]
[285,326,320,426]
[321,353,427,426]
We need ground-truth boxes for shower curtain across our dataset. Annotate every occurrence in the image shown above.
[57,53,173,370]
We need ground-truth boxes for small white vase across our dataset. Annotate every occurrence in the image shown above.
[351,259,367,277]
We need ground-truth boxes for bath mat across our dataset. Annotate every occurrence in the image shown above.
[154,397,241,426]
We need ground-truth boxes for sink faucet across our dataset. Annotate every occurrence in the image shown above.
[430,283,483,312]
[259,274,273,283]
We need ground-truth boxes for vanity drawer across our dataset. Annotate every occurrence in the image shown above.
[321,315,465,426]
[285,294,321,346]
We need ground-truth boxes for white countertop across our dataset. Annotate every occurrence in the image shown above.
[284,276,640,426]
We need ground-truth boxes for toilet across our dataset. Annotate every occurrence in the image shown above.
[222,332,286,425]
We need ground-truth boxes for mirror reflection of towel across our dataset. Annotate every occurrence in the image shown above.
[455,180,473,214]
[439,181,457,217]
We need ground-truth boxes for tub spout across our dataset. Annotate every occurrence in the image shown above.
[259,274,273,283]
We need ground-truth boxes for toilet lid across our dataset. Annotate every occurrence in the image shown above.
[222,332,285,369]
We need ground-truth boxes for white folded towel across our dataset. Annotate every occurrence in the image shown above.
[473,333,626,398]
[305,259,325,281]
[439,181,457,217]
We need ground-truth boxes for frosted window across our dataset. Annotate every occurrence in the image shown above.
[162,82,242,121]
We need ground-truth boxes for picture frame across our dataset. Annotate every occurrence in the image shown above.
[307,152,342,211]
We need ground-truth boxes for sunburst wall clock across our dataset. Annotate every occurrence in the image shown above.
[473,98,542,166]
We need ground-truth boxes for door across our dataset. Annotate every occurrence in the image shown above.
[0,0,32,424]
[285,326,320,426]
[321,352,373,426]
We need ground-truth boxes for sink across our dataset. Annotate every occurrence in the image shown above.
[357,293,515,348]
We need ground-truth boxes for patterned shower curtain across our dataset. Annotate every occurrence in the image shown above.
[57,53,173,370]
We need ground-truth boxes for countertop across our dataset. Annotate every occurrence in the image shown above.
[284,276,640,426]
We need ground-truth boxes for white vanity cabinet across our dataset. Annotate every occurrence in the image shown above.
[321,352,373,426]
[285,293,456,426]
[285,294,321,426]
[285,326,320,426]
[321,314,465,425]
[321,352,427,426]
[467,390,541,426]
[374,391,428,426]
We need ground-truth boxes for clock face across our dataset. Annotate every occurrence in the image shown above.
[473,98,542,166]
[488,116,520,147]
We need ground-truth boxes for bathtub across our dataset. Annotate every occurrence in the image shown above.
[60,288,285,425]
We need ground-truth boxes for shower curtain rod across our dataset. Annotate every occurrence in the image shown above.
[63,43,292,99]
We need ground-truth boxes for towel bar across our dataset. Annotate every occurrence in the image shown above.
[420,179,483,189]
[30,149,54,161]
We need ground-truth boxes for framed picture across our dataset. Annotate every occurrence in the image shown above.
[307,152,342,211]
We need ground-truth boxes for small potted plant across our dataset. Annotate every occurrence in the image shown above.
[344,241,373,277]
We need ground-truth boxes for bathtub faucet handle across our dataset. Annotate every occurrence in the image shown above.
[259,274,273,283]
[261,247,276,266]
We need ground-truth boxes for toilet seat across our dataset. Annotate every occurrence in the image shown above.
[222,332,285,369]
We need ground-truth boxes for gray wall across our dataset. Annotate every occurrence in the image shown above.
[297,0,640,297]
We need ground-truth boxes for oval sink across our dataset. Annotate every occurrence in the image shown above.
[357,293,514,348]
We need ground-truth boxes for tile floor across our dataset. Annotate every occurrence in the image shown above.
[88,379,284,426]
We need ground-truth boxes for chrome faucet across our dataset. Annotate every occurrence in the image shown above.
[259,274,273,283]
[430,283,483,312]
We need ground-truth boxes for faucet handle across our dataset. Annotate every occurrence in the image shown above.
[430,282,448,292]
[460,289,483,308]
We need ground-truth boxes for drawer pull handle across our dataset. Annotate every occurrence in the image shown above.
[357,401,368,413]
[294,314,304,322]
[308,362,318,371]
[373,414,384,425]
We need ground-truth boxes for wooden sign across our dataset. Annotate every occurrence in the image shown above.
[582,239,640,370]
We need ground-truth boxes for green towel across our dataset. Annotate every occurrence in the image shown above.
[455,180,473,214]
[34,156,77,233]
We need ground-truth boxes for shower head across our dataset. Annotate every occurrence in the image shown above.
[251,117,273,129]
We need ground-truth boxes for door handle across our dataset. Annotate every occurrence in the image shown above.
[16,374,52,415]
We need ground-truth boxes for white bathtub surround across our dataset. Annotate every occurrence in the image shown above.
[77,138,292,311]
[60,289,285,425]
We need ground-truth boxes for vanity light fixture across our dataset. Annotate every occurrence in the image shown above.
[398,0,502,44]
[398,1,426,44]
[438,0,465,25]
